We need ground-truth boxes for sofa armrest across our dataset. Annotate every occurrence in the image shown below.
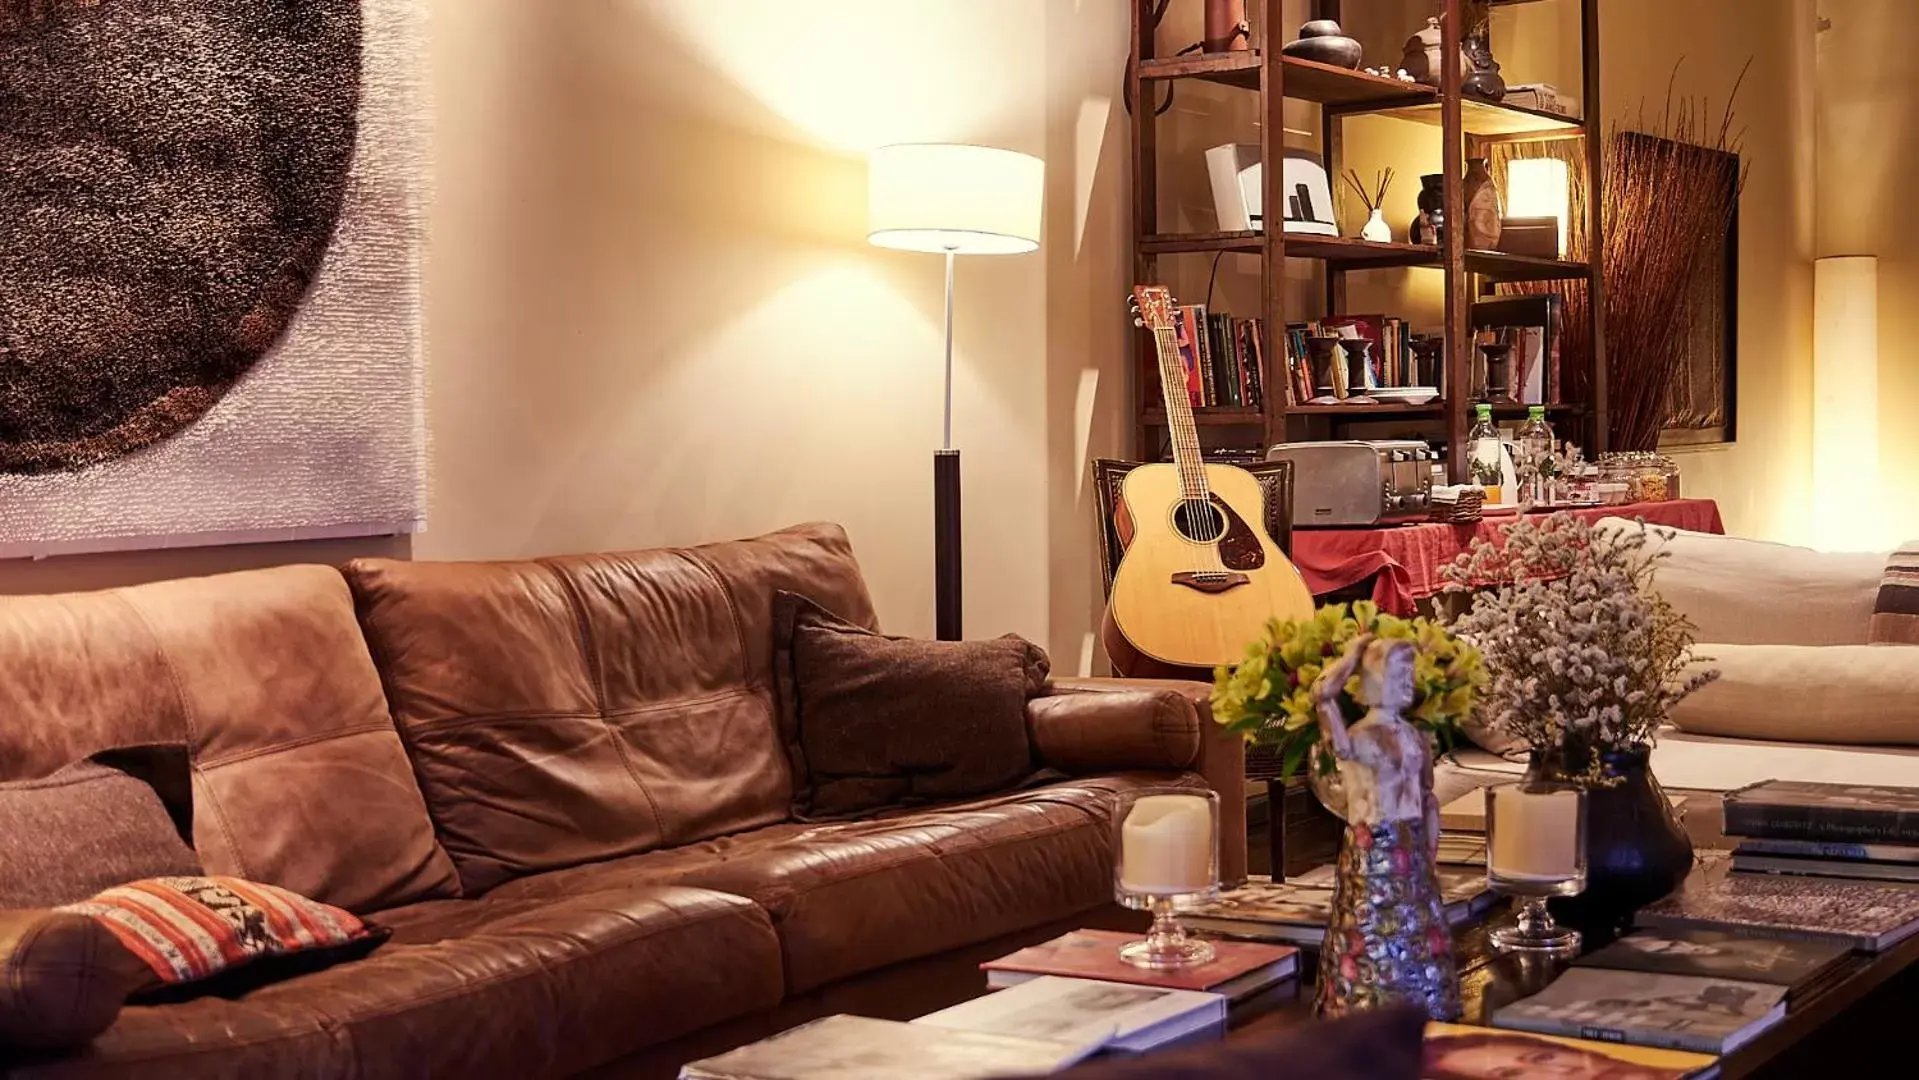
[1040,677,1247,886]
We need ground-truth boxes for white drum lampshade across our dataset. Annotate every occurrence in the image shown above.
[867,144,1043,255]
[1505,157,1570,259]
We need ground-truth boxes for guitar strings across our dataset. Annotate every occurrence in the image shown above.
[1153,323,1225,580]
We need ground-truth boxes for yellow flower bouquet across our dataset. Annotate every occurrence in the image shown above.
[1211,601,1483,782]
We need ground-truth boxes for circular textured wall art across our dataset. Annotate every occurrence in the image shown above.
[0,0,362,474]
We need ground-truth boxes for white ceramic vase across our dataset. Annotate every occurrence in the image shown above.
[1360,207,1392,243]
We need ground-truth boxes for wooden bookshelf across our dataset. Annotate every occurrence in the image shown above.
[1128,0,1609,481]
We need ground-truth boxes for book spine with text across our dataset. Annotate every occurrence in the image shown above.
[1724,799,1919,845]
[1635,912,1869,951]
[1497,1015,1722,1057]
[1736,837,1919,863]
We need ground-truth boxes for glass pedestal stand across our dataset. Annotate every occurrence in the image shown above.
[1119,894,1216,970]
[1490,890,1582,957]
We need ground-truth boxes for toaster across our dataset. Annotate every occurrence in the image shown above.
[1267,440,1435,527]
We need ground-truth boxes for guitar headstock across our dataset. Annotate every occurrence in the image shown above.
[1129,285,1178,332]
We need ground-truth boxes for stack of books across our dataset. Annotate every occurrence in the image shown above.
[1725,779,1919,884]
[1488,926,1850,1055]
[1177,868,1497,945]
[1165,305,1264,411]
[979,929,1298,1003]
[916,975,1227,1056]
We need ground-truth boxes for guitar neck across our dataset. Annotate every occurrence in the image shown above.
[1150,324,1213,503]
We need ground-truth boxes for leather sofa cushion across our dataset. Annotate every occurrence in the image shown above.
[0,910,148,1052]
[0,567,458,914]
[773,591,1048,818]
[9,886,782,1080]
[344,523,878,895]
[484,774,1208,994]
[0,748,201,909]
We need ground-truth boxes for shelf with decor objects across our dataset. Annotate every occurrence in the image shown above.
[1128,0,1607,480]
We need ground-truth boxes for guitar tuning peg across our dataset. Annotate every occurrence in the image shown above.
[1132,317,1145,328]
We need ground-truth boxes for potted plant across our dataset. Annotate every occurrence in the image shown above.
[1211,601,1483,816]
[1442,513,1717,919]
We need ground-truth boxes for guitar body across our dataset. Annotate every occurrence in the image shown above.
[1104,462,1315,674]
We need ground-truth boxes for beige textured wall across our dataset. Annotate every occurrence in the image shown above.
[0,0,1133,669]
[1815,0,1919,548]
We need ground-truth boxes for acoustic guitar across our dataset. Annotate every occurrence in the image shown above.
[1102,285,1315,677]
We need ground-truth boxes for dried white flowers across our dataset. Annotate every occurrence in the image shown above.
[1441,514,1717,775]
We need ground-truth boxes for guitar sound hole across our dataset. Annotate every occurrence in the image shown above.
[1173,498,1227,544]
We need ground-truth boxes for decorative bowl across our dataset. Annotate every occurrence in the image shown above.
[1281,34,1362,69]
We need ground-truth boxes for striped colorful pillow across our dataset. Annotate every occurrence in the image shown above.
[58,876,383,986]
[1870,542,1919,644]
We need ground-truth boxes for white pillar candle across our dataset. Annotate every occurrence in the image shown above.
[1120,794,1214,895]
[1489,786,1582,882]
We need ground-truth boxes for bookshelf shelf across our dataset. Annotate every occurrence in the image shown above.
[1142,407,1266,427]
[1128,0,1608,479]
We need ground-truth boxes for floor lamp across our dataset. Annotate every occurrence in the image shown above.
[867,144,1043,640]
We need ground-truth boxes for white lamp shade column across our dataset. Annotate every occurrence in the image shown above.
[1505,157,1570,259]
[867,144,1043,255]
[1812,256,1880,550]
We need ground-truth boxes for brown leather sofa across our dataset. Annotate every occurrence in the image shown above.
[0,523,1241,1079]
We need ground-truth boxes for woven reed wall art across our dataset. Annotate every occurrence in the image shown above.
[0,0,427,555]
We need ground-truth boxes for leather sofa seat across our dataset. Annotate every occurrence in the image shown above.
[11,887,779,1080]
[481,774,1202,993]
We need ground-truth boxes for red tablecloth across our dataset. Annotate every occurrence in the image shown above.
[1290,499,1725,615]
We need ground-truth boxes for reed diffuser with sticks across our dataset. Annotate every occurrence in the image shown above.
[1343,167,1396,243]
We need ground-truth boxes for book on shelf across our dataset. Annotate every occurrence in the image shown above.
[1236,318,1265,410]
[1277,315,1434,405]
[1424,1021,1715,1080]
[1491,967,1787,1056]
[1734,836,1919,864]
[1176,869,1496,945]
[1635,869,1919,952]
[1175,305,1207,407]
[1165,306,1266,412]
[1722,779,1919,845]
[980,929,1297,1001]
[677,1014,1093,1080]
[1575,927,1852,1001]
[914,975,1226,1056]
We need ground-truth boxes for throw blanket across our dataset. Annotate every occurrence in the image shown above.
[1869,543,1919,643]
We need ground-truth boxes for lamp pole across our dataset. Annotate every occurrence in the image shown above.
[934,246,962,640]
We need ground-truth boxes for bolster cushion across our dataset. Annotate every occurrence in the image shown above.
[0,910,146,1051]
[1027,688,1201,774]
[1670,643,1919,746]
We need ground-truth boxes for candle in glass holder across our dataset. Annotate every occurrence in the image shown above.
[1119,794,1214,895]
[1488,785,1582,883]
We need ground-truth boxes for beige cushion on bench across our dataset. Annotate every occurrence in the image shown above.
[1670,643,1919,746]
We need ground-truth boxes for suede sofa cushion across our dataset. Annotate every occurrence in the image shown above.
[1598,519,1885,646]
[773,591,1049,818]
[1031,1005,1426,1080]
[1670,643,1919,746]
[0,746,202,910]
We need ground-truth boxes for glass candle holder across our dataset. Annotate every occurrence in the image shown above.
[1112,787,1221,969]
[1484,779,1588,957]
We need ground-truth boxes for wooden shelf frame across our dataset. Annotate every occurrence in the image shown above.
[1128,0,1609,481]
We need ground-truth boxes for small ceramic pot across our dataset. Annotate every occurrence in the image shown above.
[1360,207,1392,243]
[1410,174,1445,245]
[1282,33,1362,69]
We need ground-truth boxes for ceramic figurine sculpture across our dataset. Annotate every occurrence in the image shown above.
[1311,634,1462,1021]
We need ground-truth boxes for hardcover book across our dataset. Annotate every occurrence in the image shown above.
[1734,836,1919,864]
[1492,968,1787,1055]
[1636,870,1919,951]
[980,930,1297,1000]
[1178,870,1494,945]
[915,975,1226,1055]
[1732,853,1919,884]
[1424,1021,1715,1079]
[678,1014,1091,1080]
[1723,780,1919,844]
[1576,927,1851,994]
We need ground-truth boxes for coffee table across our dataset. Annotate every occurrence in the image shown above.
[1234,781,1919,1079]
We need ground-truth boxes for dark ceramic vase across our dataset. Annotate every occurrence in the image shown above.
[1529,746,1694,930]
[1478,342,1513,402]
[1342,340,1376,400]
[1412,174,1445,245]
[1306,336,1344,401]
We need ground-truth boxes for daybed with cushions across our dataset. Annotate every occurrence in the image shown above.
[1435,521,1919,805]
[0,523,1242,1079]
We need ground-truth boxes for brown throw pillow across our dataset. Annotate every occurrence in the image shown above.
[0,909,149,1051]
[0,745,202,909]
[773,591,1049,818]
